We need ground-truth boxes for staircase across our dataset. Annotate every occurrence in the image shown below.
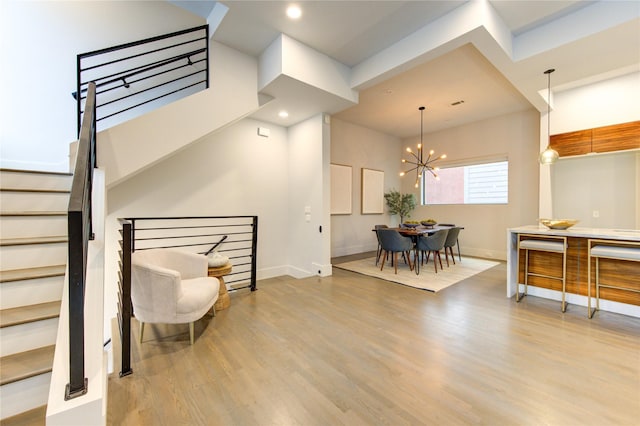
[0,168,71,423]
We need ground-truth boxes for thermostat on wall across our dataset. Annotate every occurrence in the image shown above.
[257,127,270,137]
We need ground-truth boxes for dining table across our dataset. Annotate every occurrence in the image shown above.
[379,225,463,275]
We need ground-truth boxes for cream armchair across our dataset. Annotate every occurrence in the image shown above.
[131,248,219,344]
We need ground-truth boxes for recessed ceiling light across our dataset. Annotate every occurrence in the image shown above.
[286,5,302,19]
[278,110,289,118]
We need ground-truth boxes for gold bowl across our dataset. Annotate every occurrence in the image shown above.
[539,218,579,230]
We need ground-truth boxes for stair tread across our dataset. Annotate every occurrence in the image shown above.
[1,188,70,194]
[0,405,47,426]
[0,301,61,328]
[0,211,67,217]
[0,167,72,176]
[0,265,66,283]
[0,346,55,386]
[0,236,67,246]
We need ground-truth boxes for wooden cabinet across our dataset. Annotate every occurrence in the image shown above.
[549,120,640,157]
[550,129,592,156]
[592,121,640,153]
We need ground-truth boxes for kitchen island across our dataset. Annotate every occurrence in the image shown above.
[507,225,640,318]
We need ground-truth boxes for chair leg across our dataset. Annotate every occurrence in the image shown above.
[449,247,456,265]
[457,240,461,261]
[139,322,145,343]
[189,322,195,345]
[406,251,413,271]
[437,250,443,271]
[393,252,398,274]
[380,251,388,271]
[444,248,450,267]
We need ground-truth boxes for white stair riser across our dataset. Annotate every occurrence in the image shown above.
[0,276,65,310]
[0,191,69,212]
[0,215,67,239]
[0,318,58,357]
[0,171,71,191]
[0,372,51,420]
[0,243,67,270]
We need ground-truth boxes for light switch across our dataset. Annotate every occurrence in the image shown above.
[305,206,311,213]
[305,214,311,222]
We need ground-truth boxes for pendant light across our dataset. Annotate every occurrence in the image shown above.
[539,68,559,165]
[400,106,446,188]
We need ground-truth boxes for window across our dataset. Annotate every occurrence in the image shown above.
[422,160,508,205]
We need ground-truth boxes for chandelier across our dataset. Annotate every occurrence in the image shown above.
[539,68,559,165]
[400,106,446,188]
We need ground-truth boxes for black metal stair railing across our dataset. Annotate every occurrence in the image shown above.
[117,216,258,376]
[66,81,96,400]
[74,25,209,135]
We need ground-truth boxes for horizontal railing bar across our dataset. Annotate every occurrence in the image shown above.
[136,232,251,244]
[80,37,206,73]
[83,48,206,90]
[128,216,257,221]
[95,70,205,109]
[133,232,252,241]
[94,58,207,98]
[97,80,205,122]
[132,223,250,231]
[78,25,207,59]
[76,54,205,100]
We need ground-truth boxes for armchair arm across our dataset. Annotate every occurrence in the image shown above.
[136,248,208,280]
[131,261,182,322]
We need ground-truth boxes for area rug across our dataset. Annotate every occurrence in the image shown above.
[333,256,500,292]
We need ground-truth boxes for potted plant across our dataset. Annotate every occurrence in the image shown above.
[384,190,416,224]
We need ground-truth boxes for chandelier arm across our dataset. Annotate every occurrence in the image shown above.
[403,165,419,174]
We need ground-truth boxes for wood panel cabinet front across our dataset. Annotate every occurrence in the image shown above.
[550,129,592,157]
[592,121,640,153]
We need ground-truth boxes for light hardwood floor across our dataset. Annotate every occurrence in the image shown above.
[107,257,640,425]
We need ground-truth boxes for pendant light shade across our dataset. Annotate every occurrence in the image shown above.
[539,68,558,165]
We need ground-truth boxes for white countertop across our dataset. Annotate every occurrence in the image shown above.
[508,225,640,242]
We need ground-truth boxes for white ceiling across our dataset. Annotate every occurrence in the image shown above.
[197,0,639,138]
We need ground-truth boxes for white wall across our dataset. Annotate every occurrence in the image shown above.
[287,114,332,277]
[540,71,640,223]
[104,118,291,336]
[0,0,202,172]
[330,118,402,257]
[551,151,638,228]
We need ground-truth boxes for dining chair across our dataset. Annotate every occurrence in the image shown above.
[443,227,462,266]
[377,228,414,274]
[374,224,389,266]
[439,224,461,261]
[416,229,448,273]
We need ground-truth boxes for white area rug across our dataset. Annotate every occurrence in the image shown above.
[334,256,500,292]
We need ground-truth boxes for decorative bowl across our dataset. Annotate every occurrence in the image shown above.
[539,218,579,230]
[420,220,437,227]
[402,223,420,228]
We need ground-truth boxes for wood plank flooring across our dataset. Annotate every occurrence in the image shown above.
[107,258,640,425]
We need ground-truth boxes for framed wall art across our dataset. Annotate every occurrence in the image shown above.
[361,168,384,214]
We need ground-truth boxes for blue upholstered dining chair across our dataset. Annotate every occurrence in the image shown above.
[443,227,462,266]
[377,228,414,274]
[416,228,448,273]
[374,224,389,266]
